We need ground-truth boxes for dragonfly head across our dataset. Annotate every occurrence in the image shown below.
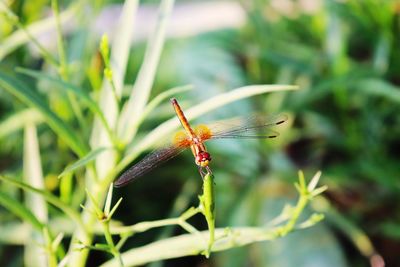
[196,151,211,167]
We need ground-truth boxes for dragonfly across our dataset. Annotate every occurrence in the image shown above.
[114,98,287,187]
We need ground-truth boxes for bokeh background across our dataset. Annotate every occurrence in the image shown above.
[0,0,399,266]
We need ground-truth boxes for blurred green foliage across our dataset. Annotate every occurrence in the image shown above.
[0,0,399,266]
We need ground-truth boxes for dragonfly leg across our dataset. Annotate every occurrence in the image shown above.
[198,166,206,179]
[198,166,213,180]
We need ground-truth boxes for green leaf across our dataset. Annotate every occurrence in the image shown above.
[0,108,43,140]
[0,191,43,230]
[60,171,73,204]
[59,147,109,178]
[119,84,192,141]
[16,68,113,137]
[23,124,48,267]
[0,1,81,60]
[354,78,400,103]
[0,72,88,157]
[0,175,86,233]
[23,123,48,223]
[88,0,139,182]
[117,0,175,143]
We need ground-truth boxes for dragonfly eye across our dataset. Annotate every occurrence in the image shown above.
[196,151,211,167]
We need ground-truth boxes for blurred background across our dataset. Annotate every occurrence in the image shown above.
[0,0,399,266]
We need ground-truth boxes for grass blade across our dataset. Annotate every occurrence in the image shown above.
[354,78,400,103]
[0,72,88,157]
[90,0,139,174]
[0,175,87,234]
[17,68,114,140]
[128,84,193,133]
[117,0,175,144]
[0,191,43,230]
[23,123,48,267]
[59,147,109,178]
[0,108,43,140]
[0,1,81,60]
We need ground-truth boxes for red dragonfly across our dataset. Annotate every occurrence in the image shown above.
[114,98,287,187]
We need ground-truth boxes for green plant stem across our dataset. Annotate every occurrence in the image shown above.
[110,207,202,235]
[199,172,215,257]
[43,227,58,267]
[100,170,326,267]
[102,221,124,267]
[278,194,308,236]
[108,76,120,110]
[51,0,68,79]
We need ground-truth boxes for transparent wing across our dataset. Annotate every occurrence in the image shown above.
[114,145,187,187]
[208,114,287,139]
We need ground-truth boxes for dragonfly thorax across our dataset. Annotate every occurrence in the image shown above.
[195,151,211,167]
[191,136,203,144]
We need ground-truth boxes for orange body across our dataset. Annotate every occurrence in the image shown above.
[171,98,212,167]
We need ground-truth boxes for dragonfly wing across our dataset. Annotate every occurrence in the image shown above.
[209,114,287,139]
[114,145,186,187]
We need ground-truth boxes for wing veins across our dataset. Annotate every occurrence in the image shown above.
[114,145,186,187]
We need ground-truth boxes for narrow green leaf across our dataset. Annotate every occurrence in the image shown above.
[108,197,123,219]
[0,108,43,140]
[121,84,192,142]
[85,189,104,219]
[24,123,48,222]
[141,84,193,124]
[0,72,88,157]
[104,183,114,216]
[60,171,73,204]
[118,0,175,143]
[0,190,43,230]
[0,175,86,234]
[16,68,113,137]
[58,147,109,178]
[23,123,48,267]
[354,78,400,103]
[0,1,81,60]
[89,0,139,180]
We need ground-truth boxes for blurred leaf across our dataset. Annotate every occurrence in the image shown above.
[58,147,109,178]
[89,0,139,181]
[23,123,47,221]
[0,108,43,140]
[17,68,112,135]
[0,72,88,157]
[0,1,81,60]
[0,191,43,230]
[23,124,48,267]
[0,175,84,231]
[118,0,175,144]
[313,197,376,258]
[129,84,193,131]
[354,78,400,103]
[258,196,345,267]
[60,171,73,204]
[380,221,400,240]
